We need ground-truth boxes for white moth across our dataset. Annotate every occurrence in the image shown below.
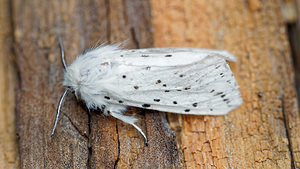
[51,38,242,145]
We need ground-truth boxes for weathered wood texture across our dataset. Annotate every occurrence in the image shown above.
[287,0,300,103]
[0,0,19,168]
[9,0,300,168]
[151,0,300,168]
[13,0,179,168]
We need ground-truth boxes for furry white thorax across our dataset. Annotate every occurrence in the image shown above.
[63,45,123,110]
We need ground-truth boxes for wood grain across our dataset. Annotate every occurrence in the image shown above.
[151,0,300,168]
[13,0,180,168]
[0,0,19,168]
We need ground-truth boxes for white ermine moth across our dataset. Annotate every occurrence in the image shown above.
[51,38,243,145]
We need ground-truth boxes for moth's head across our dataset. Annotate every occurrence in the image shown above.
[62,66,83,100]
[52,37,109,138]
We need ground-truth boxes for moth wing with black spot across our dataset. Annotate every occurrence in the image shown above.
[105,47,242,115]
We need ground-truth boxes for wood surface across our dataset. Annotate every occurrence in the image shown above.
[151,0,300,168]
[0,0,298,168]
[288,0,300,106]
[13,0,179,168]
[0,0,19,168]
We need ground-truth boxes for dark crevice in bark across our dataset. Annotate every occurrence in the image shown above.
[9,0,21,90]
[130,27,140,49]
[114,121,120,169]
[286,23,300,106]
[281,95,296,169]
[64,114,88,139]
[87,110,92,169]
[105,0,111,43]
[9,2,22,167]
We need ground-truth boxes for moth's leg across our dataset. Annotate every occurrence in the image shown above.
[104,104,148,146]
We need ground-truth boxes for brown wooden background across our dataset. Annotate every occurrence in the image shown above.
[1,0,300,168]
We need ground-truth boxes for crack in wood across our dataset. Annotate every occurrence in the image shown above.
[114,121,120,169]
[130,27,140,49]
[64,114,88,139]
[87,110,92,169]
[105,0,111,43]
[281,95,296,169]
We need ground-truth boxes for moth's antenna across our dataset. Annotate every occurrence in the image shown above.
[58,36,67,70]
[51,87,70,137]
[50,36,69,138]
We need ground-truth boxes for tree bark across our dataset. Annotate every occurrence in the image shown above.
[0,0,19,168]
[151,0,300,168]
[9,0,300,168]
[13,0,179,168]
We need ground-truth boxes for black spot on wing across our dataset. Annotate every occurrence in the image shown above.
[223,99,229,102]
[214,92,223,96]
[134,86,139,90]
[184,109,190,112]
[165,54,172,57]
[104,96,110,100]
[119,100,123,103]
[192,103,197,107]
[156,80,161,84]
[154,99,160,102]
[142,104,151,108]
[173,101,177,104]
[122,75,126,78]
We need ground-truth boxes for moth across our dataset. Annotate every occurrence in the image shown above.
[51,38,242,145]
